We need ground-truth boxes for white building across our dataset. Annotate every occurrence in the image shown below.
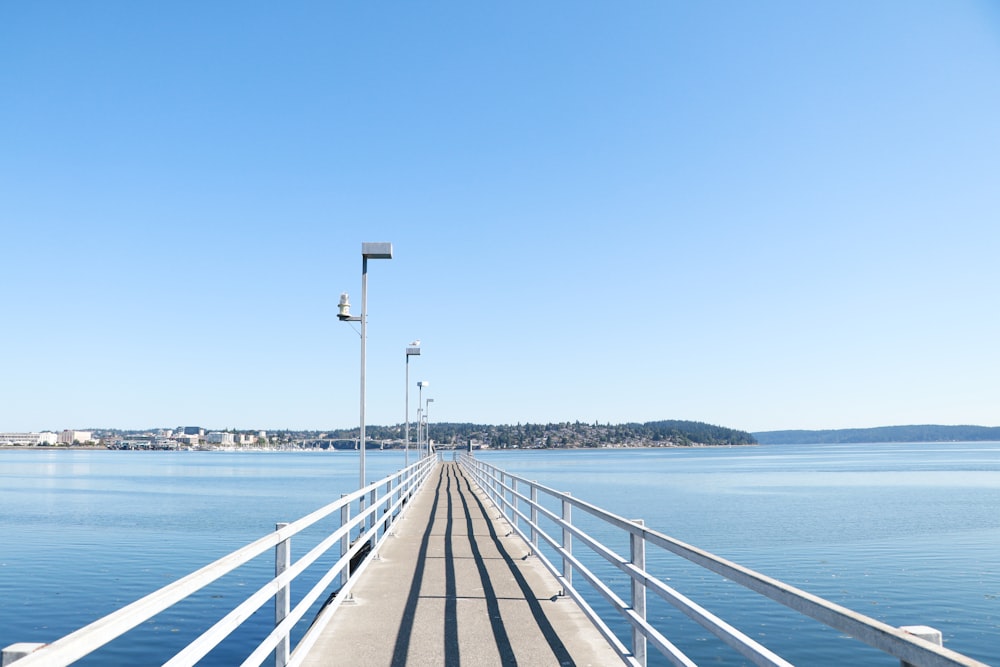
[0,432,58,446]
[206,432,236,445]
[58,430,94,445]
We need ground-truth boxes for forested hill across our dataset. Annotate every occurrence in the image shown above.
[754,425,1000,444]
[330,420,756,448]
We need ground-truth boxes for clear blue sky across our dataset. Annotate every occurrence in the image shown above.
[3,2,999,434]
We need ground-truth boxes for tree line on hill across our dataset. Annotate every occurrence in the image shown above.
[754,424,1000,444]
[324,419,756,448]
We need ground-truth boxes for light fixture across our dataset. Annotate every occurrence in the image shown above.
[339,242,392,517]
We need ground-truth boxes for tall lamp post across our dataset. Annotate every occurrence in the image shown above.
[416,381,429,458]
[425,398,435,458]
[338,242,393,498]
[405,342,421,467]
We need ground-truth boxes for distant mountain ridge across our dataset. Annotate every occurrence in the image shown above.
[754,424,1000,444]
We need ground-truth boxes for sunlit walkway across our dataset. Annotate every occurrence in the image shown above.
[301,462,619,666]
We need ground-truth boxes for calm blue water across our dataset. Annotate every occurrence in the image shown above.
[476,443,1000,665]
[1,444,998,665]
[0,450,409,665]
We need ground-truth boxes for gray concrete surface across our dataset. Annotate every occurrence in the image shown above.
[301,462,623,667]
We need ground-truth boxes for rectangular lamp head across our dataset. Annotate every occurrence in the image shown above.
[362,242,393,259]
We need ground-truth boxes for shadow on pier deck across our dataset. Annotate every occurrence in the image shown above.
[301,462,620,666]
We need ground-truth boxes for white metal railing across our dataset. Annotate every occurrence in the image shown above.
[6,456,438,667]
[459,454,989,667]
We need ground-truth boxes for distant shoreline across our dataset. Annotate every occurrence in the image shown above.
[8,441,999,453]
[0,443,747,452]
[754,424,1000,444]
[7,439,999,453]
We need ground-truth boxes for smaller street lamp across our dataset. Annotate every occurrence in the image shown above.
[405,342,421,467]
[416,381,429,458]
[425,398,435,458]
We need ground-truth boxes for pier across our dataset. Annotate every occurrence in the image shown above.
[299,462,618,666]
[3,454,991,667]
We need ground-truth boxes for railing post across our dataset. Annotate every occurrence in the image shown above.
[340,494,350,588]
[496,471,503,512]
[386,477,394,532]
[562,493,572,592]
[357,492,365,541]
[631,519,647,667]
[900,626,943,667]
[501,472,507,513]
[501,472,508,517]
[368,484,377,534]
[274,522,290,667]
[512,478,519,532]
[530,482,538,554]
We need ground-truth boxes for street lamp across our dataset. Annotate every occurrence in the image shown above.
[338,242,392,498]
[416,381,429,458]
[425,398,435,458]
[405,342,421,467]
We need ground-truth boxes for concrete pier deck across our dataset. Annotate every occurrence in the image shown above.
[301,462,621,667]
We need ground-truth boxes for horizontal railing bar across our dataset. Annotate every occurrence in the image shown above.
[637,527,987,667]
[476,462,714,667]
[619,605,697,667]
[476,464,705,667]
[480,465,639,533]
[461,462,638,667]
[472,468,646,663]
[242,555,347,667]
[478,468,791,667]
[164,519,361,666]
[462,455,989,667]
[551,513,790,667]
[16,458,434,667]
[289,459,435,666]
[479,463,707,667]
[624,562,793,667]
[538,522,697,667]
[244,479,419,667]
[248,461,434,667]
[522,495,789,667]
[565,546,694,667]
[15,530,287,666]
[481,471,643,571]
[477,463,797,666]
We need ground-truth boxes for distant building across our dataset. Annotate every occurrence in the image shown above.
[206,432,235,445]
[0,432,58,446]
[59,430,94,445]
[180,426,204,436]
